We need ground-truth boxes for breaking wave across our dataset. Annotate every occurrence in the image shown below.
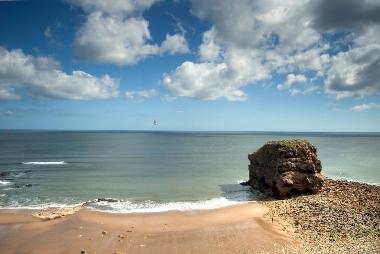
[22,161,66,165]
[0,184,258,213]
[86,197,249,213]
[0,180,11,185]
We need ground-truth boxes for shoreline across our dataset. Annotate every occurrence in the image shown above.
[0,203,293,254]
[1,178,378,215]
[0,179,379,253]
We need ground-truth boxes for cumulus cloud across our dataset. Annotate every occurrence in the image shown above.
[163,0,380,101]
[163,48,270,101]
[199,28,221,61]
[277,74,321,96]
[160,33,189,55]
[0,47,119,100]
[125,88,158,101]
[277,74,307,90]
[70,0,189,65]
[68,0,158,16]
[325,44,380,98]
[351,103,380,112]
[191,0,319,52]
[310,0,380,32]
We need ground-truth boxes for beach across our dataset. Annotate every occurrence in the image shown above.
[1,132,379,253]
[1,0,380,252]
[262,179,380,253]
[0,203,292,254]
[1,179,379,254]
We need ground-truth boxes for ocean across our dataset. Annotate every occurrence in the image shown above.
[0,131,379,212]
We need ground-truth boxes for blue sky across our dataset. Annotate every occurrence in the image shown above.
[0,0,379,132]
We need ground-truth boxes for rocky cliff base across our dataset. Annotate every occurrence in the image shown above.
[248,140,324,196]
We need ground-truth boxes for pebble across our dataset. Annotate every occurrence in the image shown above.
[118,234,127,239]
[261,179,380,253]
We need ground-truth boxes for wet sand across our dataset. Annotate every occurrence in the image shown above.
[0,203,293,254]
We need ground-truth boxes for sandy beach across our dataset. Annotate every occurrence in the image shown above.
[0,203,293,254]
[1,180,379,254]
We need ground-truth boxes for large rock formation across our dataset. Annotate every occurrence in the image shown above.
[248,140,324,196]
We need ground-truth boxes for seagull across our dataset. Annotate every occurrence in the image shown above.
[153,120,158,126]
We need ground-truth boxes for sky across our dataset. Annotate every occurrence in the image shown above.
[0,0,379,132]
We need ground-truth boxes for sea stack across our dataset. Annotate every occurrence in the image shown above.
[248,140,324,197]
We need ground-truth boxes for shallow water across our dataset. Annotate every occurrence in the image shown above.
[0,131,379,212]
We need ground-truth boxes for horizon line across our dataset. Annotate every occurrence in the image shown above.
[1,129,380,134]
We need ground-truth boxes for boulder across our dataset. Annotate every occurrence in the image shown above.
[248,139,324,196]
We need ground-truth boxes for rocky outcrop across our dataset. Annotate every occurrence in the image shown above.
[248,140,324,196]
[33,207,81,220]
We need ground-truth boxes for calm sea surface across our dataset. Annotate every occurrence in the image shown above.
[0,131,379,212]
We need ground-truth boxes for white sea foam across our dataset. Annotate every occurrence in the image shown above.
[22,161,65,165]
[88,197,250,214]
[0,199,249,213]
[0,180,11,185]
[0,183,258,213]
[0,202,85,210]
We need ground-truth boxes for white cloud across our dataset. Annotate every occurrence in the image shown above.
[162,0,380,101]
[71,0,189,65]
[199,28,221,61]
[160,33,189,55]
[325,44,380,98]
[0,47,119,100]
[163,49,270,101]
[125,88,158,101]
[74,13,159,65]
[164,0,322,101]
[277,74,321,96]
[325,25,380,98]
[191,0,319,52]
[289,86,319,96]
[351,103,380,112]
[68,0,158,16]
[277,74,307,90]
[0,86,18,100]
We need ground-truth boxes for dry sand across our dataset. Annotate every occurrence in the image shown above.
[0,203,293,254]
[1,179,378,253]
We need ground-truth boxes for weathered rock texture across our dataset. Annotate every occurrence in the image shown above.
[33,207,80,220]
[248,139,324,196]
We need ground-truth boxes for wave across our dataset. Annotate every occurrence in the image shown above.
[0,183,258,213]
[22,161,65,165]
[0,180,11,185]
[0,200,85,210]
[86,197,250,213]
[0,198,249,213]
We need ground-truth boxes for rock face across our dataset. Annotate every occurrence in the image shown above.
[248,140,324,196]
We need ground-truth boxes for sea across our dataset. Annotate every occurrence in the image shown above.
[0,131,379,213]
